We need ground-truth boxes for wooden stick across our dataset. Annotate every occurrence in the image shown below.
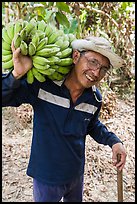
[117,154,123,202]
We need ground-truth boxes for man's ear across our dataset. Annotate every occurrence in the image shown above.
[72,50,81,64]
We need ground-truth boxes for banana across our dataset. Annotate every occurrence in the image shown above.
[36,47,60,57]
[46,56,60,65]
[6,22,15,41]
[2,49,12,55]
[41,44,59,49]
[60,40,70,51]
[45,24,53,37]
[55,37,64,47]
[47,74,56,81]
[14,20,23,35]
[14,33,21,49]
[28,42,36,56]
[36,37,48,51]
[50,65,59,70]
[37,20,46,32]
[2,59,13,69]
[25,21,35,35]
[68,33,76,44]
[63,34,69,41]
[57,66,72,74]
[33,62,50,70]
[55,51,62,58]
[27,69,34,84]
[37,68,55,76]
[20,28,27,41]
[2,54,13,62]
[60,47,72,58]
[32,67,46,82]
[2,27,12,44]
[32,56,50,66]
[56,58,73,66]
[30,29,45,41]
[48,30,62,44]
[48,71,64,81]
[20,40,28,55]
[31,34,40,48]
[2,39,11,51]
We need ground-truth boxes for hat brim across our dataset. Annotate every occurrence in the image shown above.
[91,46,125,68]
[71,39,125,68]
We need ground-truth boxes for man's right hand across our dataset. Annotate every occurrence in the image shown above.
[11,41,33,79]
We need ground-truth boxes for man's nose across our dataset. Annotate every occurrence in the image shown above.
[91,67,100,78]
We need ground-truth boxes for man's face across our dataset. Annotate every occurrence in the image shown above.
[72,50,110,88]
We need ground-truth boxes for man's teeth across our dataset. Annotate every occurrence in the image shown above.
[85,74,93,81]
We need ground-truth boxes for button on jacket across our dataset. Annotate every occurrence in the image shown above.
[2,72,122,185]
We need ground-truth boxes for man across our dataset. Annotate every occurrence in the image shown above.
[2,36,127,202]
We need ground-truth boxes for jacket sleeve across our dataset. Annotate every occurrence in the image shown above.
[2,72,38,107]
[87,104,122,148]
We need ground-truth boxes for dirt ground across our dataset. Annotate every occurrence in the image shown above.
[2,94,135,202]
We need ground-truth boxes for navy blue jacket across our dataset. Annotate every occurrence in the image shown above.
[2,72,122,185]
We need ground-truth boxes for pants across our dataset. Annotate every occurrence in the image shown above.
[33,175,84,202]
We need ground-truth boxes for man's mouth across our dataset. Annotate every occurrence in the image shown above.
[85,73,95,82]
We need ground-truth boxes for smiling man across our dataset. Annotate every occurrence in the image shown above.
[2,36,127,202]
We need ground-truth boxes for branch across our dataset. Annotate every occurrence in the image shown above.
[91,7,119,28]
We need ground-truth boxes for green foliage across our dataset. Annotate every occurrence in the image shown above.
[56,11,70,28]
[56,2,71,13]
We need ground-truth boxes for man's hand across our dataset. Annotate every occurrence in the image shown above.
[11,40,32,79]
[112,142,127,171]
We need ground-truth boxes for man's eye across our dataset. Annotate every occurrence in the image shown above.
[101,67,108,72]
[89,60,97,65]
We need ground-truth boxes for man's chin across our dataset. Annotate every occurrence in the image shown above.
[83,81,98,88]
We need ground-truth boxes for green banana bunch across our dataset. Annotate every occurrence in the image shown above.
[55,37,64,47]
[57,66,72,74]
[48,30,64,44]
[59,47,72,59]
[31,34,40,48]
[32,67,46,82]
[25,21,35,35]
[48,71,64,81]
[32,56,50,66]
[20,40,28,55]
[14,20,23,35]
[68,33,76,44]
[27,69,34,84]
[33,62,50,70]
[46,56,60,65]
[14,33,21,49]
[2,59,13,69]
[34,30,46,40]
[36,47,60,57]
[29,42,36,56]
[45,24,53,37]
[37,20,46,32]
[20,28,27,41]
[2,39,11,51]
[6,22,15,41]
[56,58,73,66]
[2,49,12,55]
[36,37,48,51]
[2,54,12,62]
[2,18,77,83]
[60,40,70,51]
[2,27,12,45]
[37,68,55,76]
